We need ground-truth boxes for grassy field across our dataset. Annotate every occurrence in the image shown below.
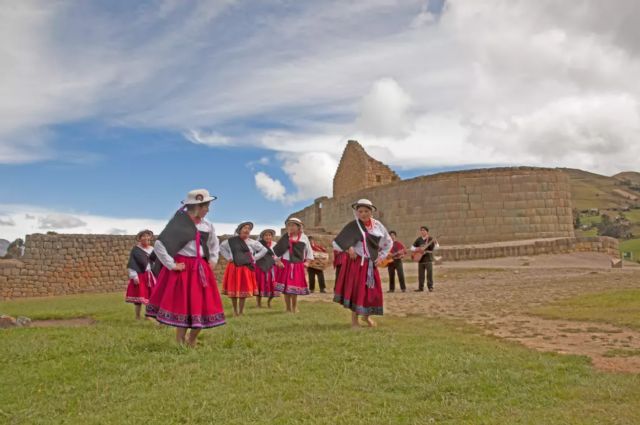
[2,293,640,424]
[531,289,640,331]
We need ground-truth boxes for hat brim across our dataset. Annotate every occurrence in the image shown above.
[351,202,377,211]
[181,195,217,205]
[285,219,303,227]
[259,228,276,238]
[236,222,254,234]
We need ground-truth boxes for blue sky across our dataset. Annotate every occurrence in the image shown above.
[1,0,640,240]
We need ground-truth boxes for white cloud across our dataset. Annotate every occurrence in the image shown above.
[0,217,15,226]
[184,129,231,147]
[356,78,413,138]
[0,204,280,241]
[4,0,640,199]
[38,214,86,229]
[254,172,287,202]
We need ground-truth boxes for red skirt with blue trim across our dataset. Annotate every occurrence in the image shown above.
[255,265,280,297]
[275,259,309,295]
[333,255,383,316]
[146,255,226,328]
[125,271,156,304]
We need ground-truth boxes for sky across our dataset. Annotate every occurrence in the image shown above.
[2,0,640,241]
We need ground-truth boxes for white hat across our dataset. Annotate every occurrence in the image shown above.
[351,198,377,211]
[285,217,303,227]
[181,188,217,205]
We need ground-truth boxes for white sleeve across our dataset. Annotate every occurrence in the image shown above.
[303,235,314,261]
[250,239,268,261]
[219,239,232,261]
[154,240,176,270]
[332,241,343,252]
[208,223,220,264]
[128,269,138,279]
[378,224,393,259]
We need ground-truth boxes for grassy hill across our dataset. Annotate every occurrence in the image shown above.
[561,168,640,211]
[613,171,640,186]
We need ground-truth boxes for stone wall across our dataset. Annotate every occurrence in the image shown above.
[437,236,619,261]
[0,233,620,299]
[332,140,400,198]
[0,233,235,300]
[294,167,575,246]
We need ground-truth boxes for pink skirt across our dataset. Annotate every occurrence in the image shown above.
[255,266,280,297]
[125,271,156,304]
[275,259,309,295]
[146,255,226,328]
[222,263,257,298]
[333,255,383,316]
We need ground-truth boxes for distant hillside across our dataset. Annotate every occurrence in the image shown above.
[613,171,640,186]
[560,168,640,211]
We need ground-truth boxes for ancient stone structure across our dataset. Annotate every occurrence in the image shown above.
[292,141,575,245]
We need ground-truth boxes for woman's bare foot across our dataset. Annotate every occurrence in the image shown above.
[365,317,377,327]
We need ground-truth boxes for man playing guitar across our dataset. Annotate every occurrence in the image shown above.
[386,230,407,292]
[410,226,438,292]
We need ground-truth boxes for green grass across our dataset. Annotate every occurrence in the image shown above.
[531,289,640,331]
[619,238,640,253]
[2,293,640,424]
[578,215,602,226]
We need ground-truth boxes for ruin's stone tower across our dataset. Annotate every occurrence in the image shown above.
[333,140,400,197]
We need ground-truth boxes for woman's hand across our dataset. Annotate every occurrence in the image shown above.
[276,259,284,268]
[348,247,357,260]
[303,261,310,268]
[133,276,140,285]
[173,263,186,271]
[209,261,217,273]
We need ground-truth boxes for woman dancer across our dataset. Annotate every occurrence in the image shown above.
[255,229,283,308]
[125,229,157,319]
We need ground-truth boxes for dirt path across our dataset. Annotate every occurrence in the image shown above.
[307,252,640,373]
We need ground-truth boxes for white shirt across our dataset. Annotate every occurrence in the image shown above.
[127,245,154,279]
[332,219,393,260]
[219,237,269,263]
[154,219,220,270]
[278,233,314,261]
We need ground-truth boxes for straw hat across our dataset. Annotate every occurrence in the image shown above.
[285,217,303,227]
[181,188,217,205]
[259,228,276,239]
[351,198,377,211]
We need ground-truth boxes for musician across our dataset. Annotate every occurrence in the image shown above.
[386,230,406,292]
[307,236,327,293]
[410,226,436,292]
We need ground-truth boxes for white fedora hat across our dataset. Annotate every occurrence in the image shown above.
[181,188,217,205]
[351,198,377,211]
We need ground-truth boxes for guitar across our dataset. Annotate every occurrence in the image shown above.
[411,237,439,262]
[378,256,394,268]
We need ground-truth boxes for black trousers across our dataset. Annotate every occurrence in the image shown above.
[387,259,406,291]
[418,261,434,290]
[308,268,326,292]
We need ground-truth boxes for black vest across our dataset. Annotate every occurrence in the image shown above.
[152,211,211,275]
[227,236,253,270]
[273,234,306,263]
[334,220,382,261]
[255,240,276,272]
[127,246,156,274]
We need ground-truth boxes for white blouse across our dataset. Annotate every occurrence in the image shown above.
[278,233,314,261]
[154,219,220,270]
[332,219,393,260]
[219,237,269,263]
[127,245,154,279]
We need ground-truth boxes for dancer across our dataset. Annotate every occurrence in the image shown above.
[125,229,157,319]
[273,217,313,313]
[255,229,283,308]
[333,199,392,328]
[146,189,226,347]
[220,221,268,316]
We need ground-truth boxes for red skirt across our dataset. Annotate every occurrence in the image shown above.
[145,255,226,328]
[275,259,309,295]
[125,271,156,304]
[222,262,257,298]
[333,255,383,315]
[255,266,280,297]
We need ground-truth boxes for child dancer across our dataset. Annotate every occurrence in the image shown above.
[273,217,313,313]
[255,229,283,308]
[125,229,157,319]
[220,221,268,316]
